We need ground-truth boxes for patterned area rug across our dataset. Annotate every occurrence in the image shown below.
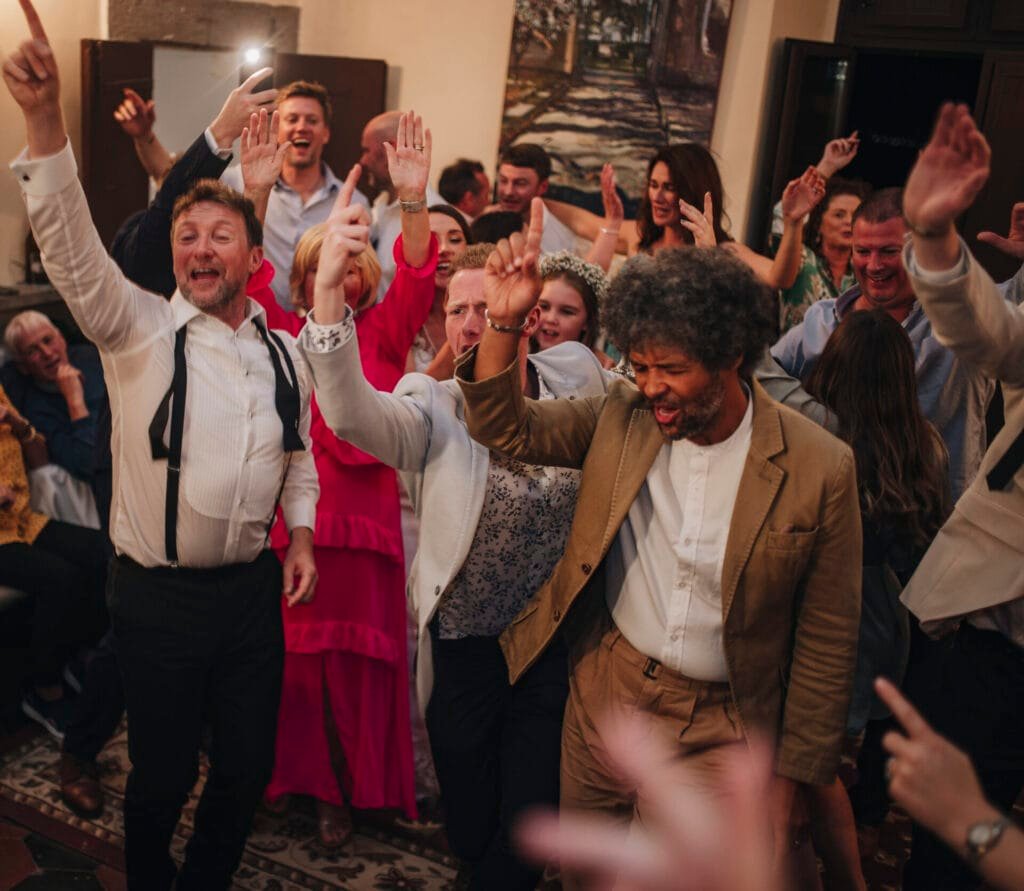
[0,728,457,890]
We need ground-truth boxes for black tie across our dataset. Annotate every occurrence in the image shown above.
[986,426,1024,491]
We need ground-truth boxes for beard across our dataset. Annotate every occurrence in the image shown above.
[179,274,242,316]
[647,373,726,442]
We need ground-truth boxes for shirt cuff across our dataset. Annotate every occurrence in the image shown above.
[302,305,356,353]
[904,239,968,285]
[10,139,78,197]
[204,127,234,160]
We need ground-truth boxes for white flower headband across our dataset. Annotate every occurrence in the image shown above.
[539,251,609,304]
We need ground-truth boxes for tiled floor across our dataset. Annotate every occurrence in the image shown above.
[0,818,125,891]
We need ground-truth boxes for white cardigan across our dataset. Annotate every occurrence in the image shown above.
[300,314,609,710]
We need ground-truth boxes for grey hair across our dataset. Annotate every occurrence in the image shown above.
[3,310,56,357]
[602,247,774,377]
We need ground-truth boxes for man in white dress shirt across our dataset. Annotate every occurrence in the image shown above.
[458,201,861,887]
[4,4,318,888]
[221,80,370,310]
[495,143,580,255]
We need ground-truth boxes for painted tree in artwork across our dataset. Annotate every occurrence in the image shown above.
[511,0,578,69]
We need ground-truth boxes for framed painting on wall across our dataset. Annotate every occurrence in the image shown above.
[501,0,735,212]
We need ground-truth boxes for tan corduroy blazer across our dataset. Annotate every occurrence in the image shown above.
[458,356,862,785]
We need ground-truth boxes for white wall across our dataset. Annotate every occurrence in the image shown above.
[0,0,840,287]
[0,0,104,285]
[292,0,516,194]
[713,0,841,237]
[288,0,837,238]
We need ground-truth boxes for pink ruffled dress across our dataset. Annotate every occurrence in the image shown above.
[249,235,437,818]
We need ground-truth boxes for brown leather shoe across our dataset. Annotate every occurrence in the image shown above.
[59,753,104,818]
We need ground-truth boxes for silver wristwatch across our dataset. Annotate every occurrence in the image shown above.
[965,816,1009,864]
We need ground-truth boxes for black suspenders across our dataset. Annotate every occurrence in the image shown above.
[148,321,305,566]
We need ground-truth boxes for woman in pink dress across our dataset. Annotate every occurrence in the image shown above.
[242,109,436,844]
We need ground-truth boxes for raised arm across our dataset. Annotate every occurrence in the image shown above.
[585,163,626,271]
[386,110,432,269]
[731,167,825,289]
[545,192,638,255]
[902,104,1024,386]
[114,88,174,185]
[456,198,603,467]
[769,133,858,251]
[5,0,160,351]
[240,107,290,224]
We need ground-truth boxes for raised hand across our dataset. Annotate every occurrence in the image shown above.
[904,103,990,236]
[875,677,995,846]
[782,166,826,223]
[484,197,544,326]
[384,110,431,202]
[209,67,278,150]
[113,88,155,140]
[600,162,624,228]
[2,0,60,114]
[241,108,290,195]
[680,192,717,247]
[977,201,1024,260]
[816,130,859,179]
[314,164,372,324]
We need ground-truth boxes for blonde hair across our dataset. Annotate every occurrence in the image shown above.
[289,224,382,313]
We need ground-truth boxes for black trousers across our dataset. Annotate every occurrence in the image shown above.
[108,551,284,891]
[425,629,568,891]
[0,520,107,685]
[903,623,1024,891]
[63,629,124,762]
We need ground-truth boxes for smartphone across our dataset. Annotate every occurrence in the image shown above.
[239,58,275,94]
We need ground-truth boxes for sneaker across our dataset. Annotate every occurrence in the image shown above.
[21,691,73,743]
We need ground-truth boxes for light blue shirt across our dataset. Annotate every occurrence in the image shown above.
[772,260,1024,502]
[221,163,369,310]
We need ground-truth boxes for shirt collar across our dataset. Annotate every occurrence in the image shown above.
[834,282,923,328]
[170,291,268,334]
[274,162,338,197]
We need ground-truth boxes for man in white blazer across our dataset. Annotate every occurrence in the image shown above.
[897,102,1024,890]
[295,183,608,891]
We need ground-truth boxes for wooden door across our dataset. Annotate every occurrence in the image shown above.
[751,40,857,247]
[81,39,153,251]
[962,52,1024,282]
[81,42,388,247]
[274,53,387,199]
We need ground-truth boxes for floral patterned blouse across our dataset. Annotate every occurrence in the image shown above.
[0,384,48,547]
[770,200,856,333]
[437,377,581,639]
[778,245,856,333]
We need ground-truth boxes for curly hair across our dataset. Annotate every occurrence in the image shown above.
[602,247,774,377]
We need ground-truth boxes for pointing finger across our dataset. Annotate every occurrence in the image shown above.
[874,677,931,740]
[526,197,544,254]
[332,162,362,214]
[19,0,50,45]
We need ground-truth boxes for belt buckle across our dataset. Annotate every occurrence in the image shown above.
[642,657,660,679]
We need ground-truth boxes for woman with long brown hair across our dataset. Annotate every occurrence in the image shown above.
[545,144,821,290]
[804,308,950,890]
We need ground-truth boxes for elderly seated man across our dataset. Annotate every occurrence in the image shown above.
[2,311,104,526]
